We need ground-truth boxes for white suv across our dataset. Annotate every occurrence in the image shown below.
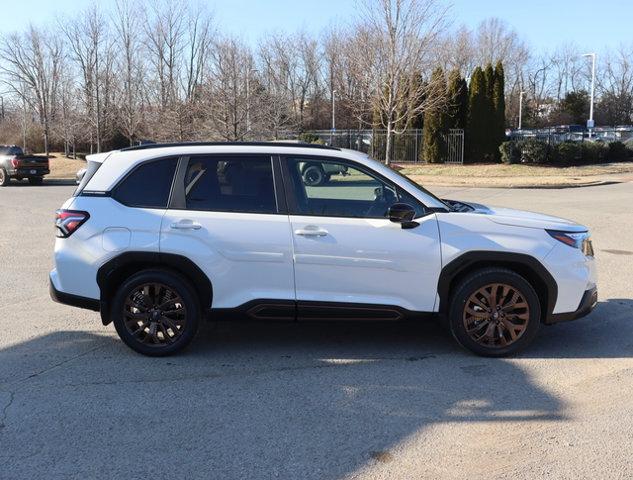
[50,142,597,357]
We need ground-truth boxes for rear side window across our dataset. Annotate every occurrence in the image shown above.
[184,155,277,214]
[113,158,178,208]
[74,160,103,196]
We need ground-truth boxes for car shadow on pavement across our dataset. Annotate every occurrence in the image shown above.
[521,298,633,359]
[0,318,569,479]
[1,298,631,478]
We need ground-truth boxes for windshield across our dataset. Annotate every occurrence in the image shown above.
[384,164,449,209]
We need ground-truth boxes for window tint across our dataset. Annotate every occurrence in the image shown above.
[286,157,423,218]
[113,157,177,208]
[184,155,277,214]
[0,146,23,155]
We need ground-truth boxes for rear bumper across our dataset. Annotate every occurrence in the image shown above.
[49,275,100,311]
[547,287,598,324]
[10,167,49,177]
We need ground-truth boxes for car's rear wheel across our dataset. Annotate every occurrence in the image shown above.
[28,177,43,186]
[0,168,9,187]
[302,164,325,186]
[448,268,541,357]
[111,269,201,356]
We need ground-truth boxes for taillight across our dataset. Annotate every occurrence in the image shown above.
[11,157,19,168]
[55,209,90,238]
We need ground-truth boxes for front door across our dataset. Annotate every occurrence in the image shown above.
[282,156,442,316]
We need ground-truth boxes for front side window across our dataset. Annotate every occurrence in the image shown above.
[285,157,423,218]
[184,155,277,214]
[112,157,178,208]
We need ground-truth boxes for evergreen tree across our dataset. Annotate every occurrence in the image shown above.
[446,69,468,130]
[493,61,506,157]
[483,63,497,160]
[422,67,448,163]
[467,66,488,163]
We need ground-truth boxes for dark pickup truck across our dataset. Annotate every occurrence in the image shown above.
[0,145,49,186]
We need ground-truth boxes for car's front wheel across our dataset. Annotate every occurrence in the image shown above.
[448,268,541,357]
[111,269,201,356]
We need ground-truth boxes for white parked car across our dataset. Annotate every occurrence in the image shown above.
[50,142,597,357]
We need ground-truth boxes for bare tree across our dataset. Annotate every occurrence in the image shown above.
[60,5,114,152]
[0,26,63,155]
[206,37,252,141]
[357,0,449,163]
[113,0,145,145]
[596,45,633,125]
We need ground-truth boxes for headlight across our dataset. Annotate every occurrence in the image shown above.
[547,230,594,257]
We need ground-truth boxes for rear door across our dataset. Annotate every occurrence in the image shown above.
[282,155,442,316]
[160,154,295,315]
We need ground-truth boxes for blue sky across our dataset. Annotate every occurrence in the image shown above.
[4,0,632,52]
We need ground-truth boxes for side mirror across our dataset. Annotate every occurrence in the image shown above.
[388,203,419,229]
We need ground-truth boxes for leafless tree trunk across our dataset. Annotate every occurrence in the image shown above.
[0,26,62,156]
[357,0,449,164]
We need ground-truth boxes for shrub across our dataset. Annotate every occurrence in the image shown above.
[499,141,520,164]
[607,141,629,162]
[581,142,607,164]
[298,132,324,145]
[552,142,581,165]
[519,138,549,164]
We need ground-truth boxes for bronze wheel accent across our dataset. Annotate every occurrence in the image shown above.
[123,283,187,347]
[462,283,530,348]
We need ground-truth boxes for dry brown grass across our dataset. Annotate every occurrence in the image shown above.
[398,162,633,187]
[399,162,633,178]
[33,153,86,179]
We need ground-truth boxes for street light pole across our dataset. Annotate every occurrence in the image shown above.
[331,89,336,131]
[582,53,596,138]
[518,91,525,130]
[331,89,337,145]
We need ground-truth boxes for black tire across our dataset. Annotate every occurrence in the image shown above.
[302,164,325,186]
[0,168,9,187]
[448,268,541,357]
[111,269,201,356]
[28,177,43,186]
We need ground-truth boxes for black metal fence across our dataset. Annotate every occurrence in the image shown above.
[290,129,464,164]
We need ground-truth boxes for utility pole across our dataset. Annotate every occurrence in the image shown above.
[518,91,525,130]
[582,53,596,138]
[331,89,337,145]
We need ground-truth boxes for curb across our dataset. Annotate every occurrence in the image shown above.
[419,180,623,190]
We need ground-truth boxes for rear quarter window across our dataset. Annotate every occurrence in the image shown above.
[112,157,178,209]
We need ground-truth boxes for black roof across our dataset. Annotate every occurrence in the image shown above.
[120,141,340,152]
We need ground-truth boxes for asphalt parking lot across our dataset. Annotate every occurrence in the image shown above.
[1,180,632,480]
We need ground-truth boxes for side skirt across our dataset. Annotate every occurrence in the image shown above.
[207,300,433,322]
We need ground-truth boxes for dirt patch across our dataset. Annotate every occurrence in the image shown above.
[34,153,86,180]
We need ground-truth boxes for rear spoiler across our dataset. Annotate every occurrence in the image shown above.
[85,152,112,164]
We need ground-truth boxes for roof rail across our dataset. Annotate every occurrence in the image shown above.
[120,141,340,152]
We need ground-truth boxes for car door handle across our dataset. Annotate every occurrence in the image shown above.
[170,220,202,230]
[295,226,329,237]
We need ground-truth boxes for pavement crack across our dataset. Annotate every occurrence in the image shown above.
[0,390,15,430]
[0,343,108,390]
[61,354,438,388]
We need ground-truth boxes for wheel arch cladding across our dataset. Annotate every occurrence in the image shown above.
[437,251,557,322]
[96,252,213,325]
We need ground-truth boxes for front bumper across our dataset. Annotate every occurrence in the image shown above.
[547,287,598,324]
